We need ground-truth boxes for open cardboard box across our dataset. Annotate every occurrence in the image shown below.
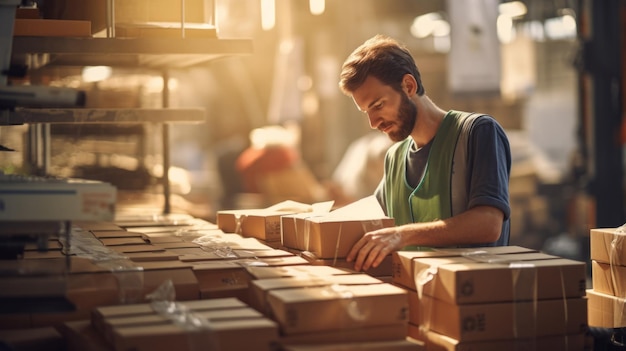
[281,196,394,259]
[217,200,333,242]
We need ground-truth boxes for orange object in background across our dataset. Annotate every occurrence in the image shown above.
[236,145,298,193]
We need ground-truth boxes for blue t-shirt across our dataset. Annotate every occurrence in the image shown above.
[374,112,511,247]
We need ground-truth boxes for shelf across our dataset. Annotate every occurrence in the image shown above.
[1,107,205,125]
[11,36,254,69]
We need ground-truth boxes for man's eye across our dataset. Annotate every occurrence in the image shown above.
[374,103,383,109]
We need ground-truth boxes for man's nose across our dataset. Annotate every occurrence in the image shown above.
[368,113,381,129]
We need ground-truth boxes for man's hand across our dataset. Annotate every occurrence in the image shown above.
[346,227,404,271]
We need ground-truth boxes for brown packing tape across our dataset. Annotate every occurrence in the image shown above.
[610,234,626,296]
[304,216,312,252]
[234,213,245,235]
[508,262,538,339]
[611,228,626,325]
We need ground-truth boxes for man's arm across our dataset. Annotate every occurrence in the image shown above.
[346,205,504,271]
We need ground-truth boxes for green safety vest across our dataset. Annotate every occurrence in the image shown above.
[383,110,481,249]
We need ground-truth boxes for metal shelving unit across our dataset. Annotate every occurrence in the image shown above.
[6,32,253,215]
[11,36,253,69]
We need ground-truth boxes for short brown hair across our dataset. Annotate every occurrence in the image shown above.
[339,34,425,96]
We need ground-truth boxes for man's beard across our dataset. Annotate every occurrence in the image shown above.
[386,93,417,142]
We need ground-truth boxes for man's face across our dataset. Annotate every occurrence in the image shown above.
[351,76,417,142]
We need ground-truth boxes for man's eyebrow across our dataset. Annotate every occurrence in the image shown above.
[362,98,381,114]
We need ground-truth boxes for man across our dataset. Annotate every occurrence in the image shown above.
[340,35,511,271]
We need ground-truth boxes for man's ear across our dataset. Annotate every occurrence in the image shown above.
[402,74,418,96]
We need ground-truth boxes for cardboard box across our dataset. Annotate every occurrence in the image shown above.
[250,274,383,314]
[13,19,91,37]
[587,289,626,328]
[103,307,263,344]
[192,256,309,300]
[267,283,408,335]
[281,196,393,259]
[59,320,114,351]
[188,232,276,251]
[0,258,68,298]
[590,228,626,265]
[91,230,144,239]
[217,200,329,242]
[414,326,586,351]
[112,318,279,351]
[68,259,200,307]
[151,241,202,250]
[22,250,69,259]
[179,249,294,263]
[246,265,353,280]
[99,237,147,246]
[591,260,626,296]
[392,246,538,291]
[75,222,124,231]
[410,254,587,304]
[143,267,199,301]
[92,298,247,334]
[281,338,425,351]
[0,327,64,351]
[113,213,197,229]
[299,250,392,277]
[66,273,122,310]
[124,251,181,262]
[30,309,92,329]
[281,215,394,259]
[417,295,587,342]
[94,299,278,351]
[108,244,165,254]
[278,323,410,346]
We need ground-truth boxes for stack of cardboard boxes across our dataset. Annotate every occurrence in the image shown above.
[245,265,423,350]
[217,197,397,278]
[2,197,598,350]
[392,247,588,350]
[81,298,279,351]
[587,228,626,329]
